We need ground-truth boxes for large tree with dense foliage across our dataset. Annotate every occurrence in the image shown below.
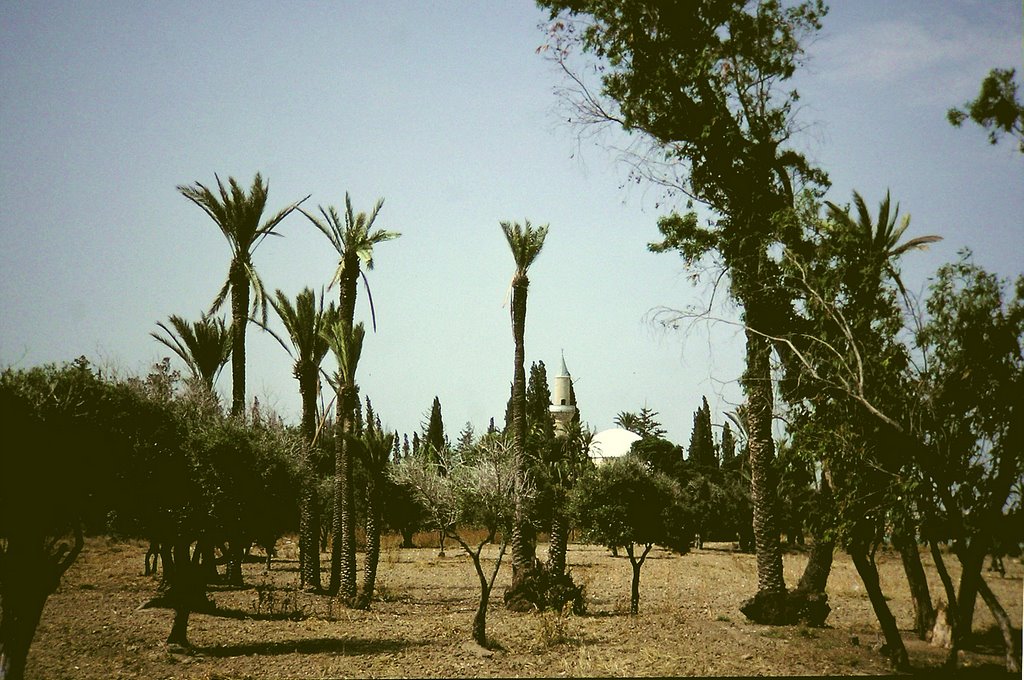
[177,173,306,417]
[539,0,829,623]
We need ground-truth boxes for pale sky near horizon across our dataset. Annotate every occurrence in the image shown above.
[2,1,1021,445]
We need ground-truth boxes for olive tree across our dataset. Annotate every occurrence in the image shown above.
[392,434,524,647]
[572,455,693,615]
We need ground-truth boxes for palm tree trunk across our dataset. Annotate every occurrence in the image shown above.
[298,374,321,591]
[330,384,357,602]
[358,475,382,609]
[546,499,567,577]
[228,259,248,418]
[746,328,784,595]
[510,279,535,577]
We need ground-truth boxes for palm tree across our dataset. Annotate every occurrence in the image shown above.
[322,319,366,601]
[304,194,398,600]
[500,219,549,581]
[150,313,231,392]
[825,190,942,304]
[302,194,400,333]
[177,173,307,417]
[352,423,396,609]
[262,288,339,591]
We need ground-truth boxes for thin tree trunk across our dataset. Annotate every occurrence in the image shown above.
[849,543,909,671]
[468,540,507,647]
[893,529,934,640]
[928,540,961,667]
[229,259,248,418]
[299,375,321,591]
[976,574,1021,674]
[339,389,357,602]
[625,543,653,616]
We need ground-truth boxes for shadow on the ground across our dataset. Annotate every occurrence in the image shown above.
[194,636,428,658]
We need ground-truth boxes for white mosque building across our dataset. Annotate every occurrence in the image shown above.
[547,354,640,463]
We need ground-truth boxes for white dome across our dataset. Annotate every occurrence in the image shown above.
[589,428,641,463]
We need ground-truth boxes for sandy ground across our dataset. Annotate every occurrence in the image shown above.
[24,533,1022,678]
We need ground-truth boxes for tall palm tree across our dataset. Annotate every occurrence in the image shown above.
[178,173,307,417]
[500,219,549,581]
[352,423,396,609]
[262,288,339,591]
[322,319,366,601]
[150,313,231,392]
[302,194,400,333]
[305,194,398,601]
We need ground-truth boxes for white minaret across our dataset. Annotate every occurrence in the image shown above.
[549,352,577,436]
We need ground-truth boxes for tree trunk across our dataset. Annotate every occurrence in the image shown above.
[164,540,206,648]
[928,540,961,667]
[298,374,321,591]
[953,538,987,642]
[471,552,492,647]
[893,530,934,640]
[737,300,791,627]
[0,529,84,680]
[358,477,382,609]
[625,543,652,616]
[330,384,357,602]
[228,259,248,418]
[796,537,834,594]
[510,278,536,578]
[976,573,1021,674]
[546,505,567,577]
[849,544,909,671]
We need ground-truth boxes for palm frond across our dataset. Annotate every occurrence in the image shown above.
[322,320,366,385]
[501,219,550,274]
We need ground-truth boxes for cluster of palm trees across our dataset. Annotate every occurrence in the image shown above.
[156,173,557,607]
[156,173,397,604]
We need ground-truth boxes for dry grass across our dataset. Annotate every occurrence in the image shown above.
[25,535,1021,678]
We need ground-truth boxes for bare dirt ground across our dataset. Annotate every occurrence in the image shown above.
[26,533,1021,678]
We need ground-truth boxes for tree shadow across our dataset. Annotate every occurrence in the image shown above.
[194,636,427,658]
[204,606,308,622]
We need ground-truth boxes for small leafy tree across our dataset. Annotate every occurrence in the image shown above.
[573,455,692,615]
[393,435,524,647]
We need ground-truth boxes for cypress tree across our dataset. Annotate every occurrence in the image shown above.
[687,397,716,468]
[526,360,555,439]
[721,421,736,467]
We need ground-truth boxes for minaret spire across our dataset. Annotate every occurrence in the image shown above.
[550,350,576,435]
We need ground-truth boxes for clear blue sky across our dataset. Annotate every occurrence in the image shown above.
[2,1,1021,445]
